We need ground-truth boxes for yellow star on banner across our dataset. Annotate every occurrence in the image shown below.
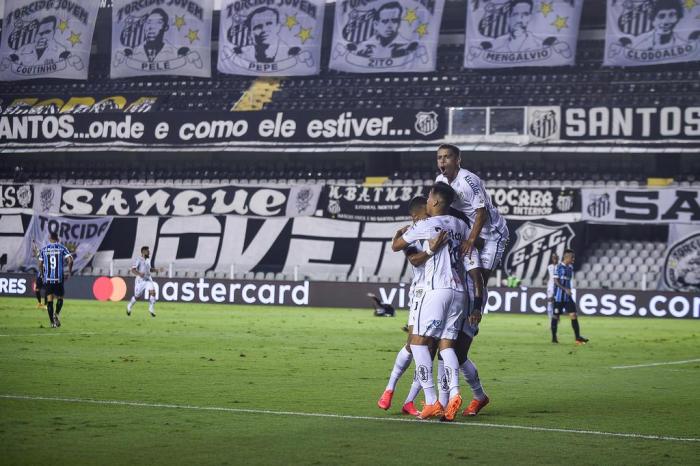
[285,14,298,30]
[551,15,568,31]
[174,15,186,31]
[297,26,312,44]
[58,19,69,33]
[539,1,553,17]
[683,0,696,9]
[404,8,418,25]
[68,31,81,47]
[186,29,200,44]
[415,23,428,38]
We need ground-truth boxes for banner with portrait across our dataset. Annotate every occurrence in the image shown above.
[111,0,213,78]
[217,0,325,76]
[329,0,445,73]
[0,0,99,81]
[464,0,583,69]
[661,223,700,293]
[604,0,700,67]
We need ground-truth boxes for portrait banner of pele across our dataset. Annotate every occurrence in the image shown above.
[604,0,700,66]
[464,0,583,69]
[0,0,99,81]
[111,0,213,78]
[217,0,325,76]
[329,0,446,73]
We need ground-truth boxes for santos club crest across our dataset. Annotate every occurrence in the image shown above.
[504,221,575,282]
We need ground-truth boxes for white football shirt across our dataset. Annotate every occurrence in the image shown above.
[132,256,152,280]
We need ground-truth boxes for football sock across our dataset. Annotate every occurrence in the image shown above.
[127,296,136,310]
[410,344,437,405]
[437,359,449,407]
[35,290,42,303]
[47,301,54,324]
[551,318,558,340]
[149,296,156,312]
[460,359,486,401]
[386,347,413,391]
[56,298,63,315]
[547,301,553,318]
[439,347,460,398]
[405,371,422,404]
[571,319,581,338]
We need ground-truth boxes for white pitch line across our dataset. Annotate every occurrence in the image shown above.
[0,332,97,337]
[0,394,698,443]
[611,358,700,370]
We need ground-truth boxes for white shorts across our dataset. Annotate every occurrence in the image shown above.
[407,287,425,328]
[134,278,154,298]
[413,288,465,340]
[479,234,508,271]
[463,253,482,272]
[546,283,555,299]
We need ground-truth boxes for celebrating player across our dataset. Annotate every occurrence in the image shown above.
[127,246,161,317]
[392,182,469,421]
[37,232,73,328]
[552,249,589,345]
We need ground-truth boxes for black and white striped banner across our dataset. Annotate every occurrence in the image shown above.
[581,188,700,224]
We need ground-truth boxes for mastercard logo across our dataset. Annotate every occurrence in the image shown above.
[93,276,127,302]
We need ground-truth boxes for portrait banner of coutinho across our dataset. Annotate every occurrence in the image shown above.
[604,0,700,66]
[329,0,445,73]
[464,0,583,69]
[0,0,99,81]
[217,0,325,76]
[111,0,213,78]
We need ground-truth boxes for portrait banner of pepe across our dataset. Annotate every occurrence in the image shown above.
[111,0,213,78]
[604,0,700,66]
[217,0,325,76]
[0,0,99,81]
[464,0,583,69]
[329,0,445,73]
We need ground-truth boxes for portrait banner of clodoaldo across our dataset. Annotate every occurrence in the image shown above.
[0,0,99,81]
[581,188,700,224]
[329,0,445,73]
[604,0,700,67]
[217,0,325,76]
[111,0,213,78]
[35,184,323,218]
[464,0,583,69]
[661,223,700,293]
[10,214,113,275]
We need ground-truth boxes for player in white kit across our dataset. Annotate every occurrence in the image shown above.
[127,246,160,317]
[392,182,470,421]
[546,253,560,320]
[377,196,448,416]
[435,144,509,286]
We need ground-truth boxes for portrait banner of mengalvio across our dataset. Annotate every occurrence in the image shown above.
[464,0,583,69]
[604,0,700,67]
[111,0,213,78]
[329,0,445,73]
[217,0,325,76]
[0,0,99,81]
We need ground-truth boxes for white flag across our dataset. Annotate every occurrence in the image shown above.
[329,0,445,73]
[604,0,700,67]
[464,0,583,69]
[110,0,213,78]
[0,0,99,81]
[217,0,325,76]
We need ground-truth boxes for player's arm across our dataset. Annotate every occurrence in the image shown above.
[448,207,470,226]
[468,268,485,325]
[391,225,412,252]
[66,255,74,276]
[460,207,487,257]
[405,231,448,266]
[131,265,143,278]
[553,276,572,296]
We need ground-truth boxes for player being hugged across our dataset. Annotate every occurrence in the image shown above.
[127,246,161,318]
[37,232,73,328]
[391,182,469,421]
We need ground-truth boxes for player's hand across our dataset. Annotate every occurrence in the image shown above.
[460,238,476,258]
[469,309,483,326]
[428,230,448,252]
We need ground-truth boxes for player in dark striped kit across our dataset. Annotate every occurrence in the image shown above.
[38,233,73,328]
[552,249,588,344]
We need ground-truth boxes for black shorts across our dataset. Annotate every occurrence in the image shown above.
[554,301,576,315]
[44,282,65,297]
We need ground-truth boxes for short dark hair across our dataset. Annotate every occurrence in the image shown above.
[149,8,169,26]
[408,195,427,213]
[247,6,279,27]
[652,0,683,20]
[430,182,456,207]
[375,1,403,20]
[437,143,460,159]
[39,16,57,29]
[141,246,150,252]
[49,232,59,241]
[563,249,575,256]
[509,0,533,12]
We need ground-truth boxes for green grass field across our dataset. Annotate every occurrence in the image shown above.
[0,297,698,465]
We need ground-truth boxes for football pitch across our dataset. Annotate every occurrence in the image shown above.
[0,298,698,465]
